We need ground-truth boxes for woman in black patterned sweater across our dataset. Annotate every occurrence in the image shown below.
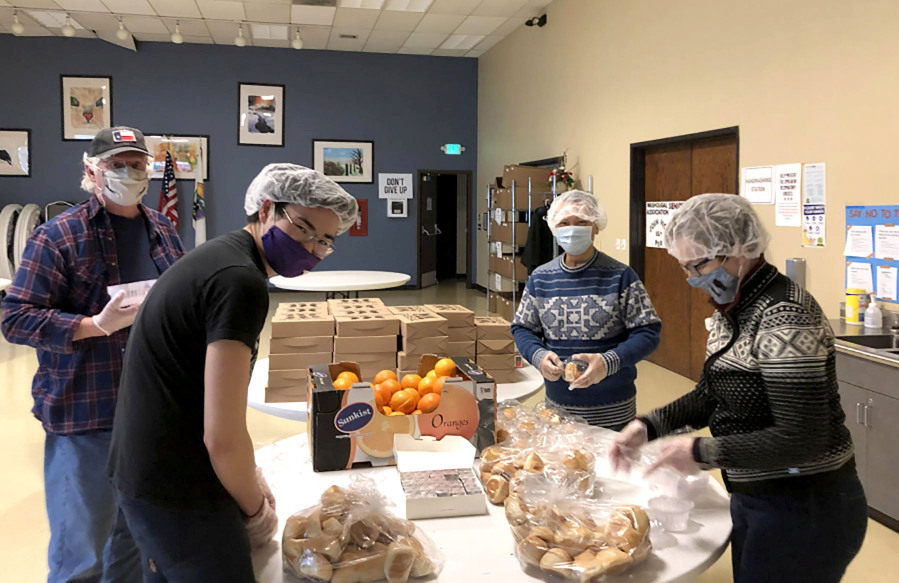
[610,194,866,583]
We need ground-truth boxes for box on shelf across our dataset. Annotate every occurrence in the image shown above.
[447,326,476,342]
[488,293,497,314]
[474,316,513,340]
[496,297,520,322]
[275,301,329,315]
[264,383,306,403]
[267,368,310,388]
[401,335,448,356]
[271,313,335,338]
[447,340,476,358]
[487,273,519,293]
[423,304,475,328]
[492,187,553,211]
[477,353,516,372]
[394,434,487,520]
[333,335,398,354]
[308,356,497,472]
[489,254,529,281]
[396,312,448,339]
[334,314,400,337]
[397,351,424,371]
[476,339,516,356]
[483,368,520,384]
[269,351,333,371]
[387,305,431,315]
[502,164,556,192]
[491,222,529,246]
[327,298,385,311]
[331,352,397,379]
[269,335,333,355]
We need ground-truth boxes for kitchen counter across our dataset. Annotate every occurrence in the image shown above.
[830,319,899,369]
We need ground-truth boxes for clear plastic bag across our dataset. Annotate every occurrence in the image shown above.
[282,476,444,582]
[561,358,588,382]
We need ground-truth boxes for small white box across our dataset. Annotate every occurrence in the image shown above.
[393,434,487,520]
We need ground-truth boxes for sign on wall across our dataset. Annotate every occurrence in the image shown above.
[775,163,802,226]
[741,166,774,205]
[645,201,684,248]
[378,173,413,199]
[802,163,826,248]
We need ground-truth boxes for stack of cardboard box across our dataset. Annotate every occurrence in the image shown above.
[267,302,334,402]
[330,298,400,380]
[424,304,476,359]
[474,316,517,383]
[392,306,448,378]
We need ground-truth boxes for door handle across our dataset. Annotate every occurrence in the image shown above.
[863,401,873,428]
[856,402,863,425]
[421,226,433,236]
[433,225,442,235]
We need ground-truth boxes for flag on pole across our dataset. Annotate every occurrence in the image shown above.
[192,146,206,246]
[158,150,178,229]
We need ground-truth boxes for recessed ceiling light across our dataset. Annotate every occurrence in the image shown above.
[384,0,433,13]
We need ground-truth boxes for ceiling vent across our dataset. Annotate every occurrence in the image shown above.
[339,34,358,39]
[291,0,337,6]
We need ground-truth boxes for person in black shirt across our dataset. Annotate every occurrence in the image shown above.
[107,164,358,582]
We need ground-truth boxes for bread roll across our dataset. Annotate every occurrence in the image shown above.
[348,520,380,549]
[523,451,545,473]
[322,517,344,537]
[504,494,528,525]
[529,525,555,542]
[331,544,389,583]
[384,542,415,583]
[518,535,550,566]
[485,474,510,504]
[555,524,590,553]
[538,547,572,577]
[596,547,633,576]
[298,552,333,582]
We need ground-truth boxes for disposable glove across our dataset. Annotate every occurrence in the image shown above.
[568,352,608,389]
[244,496,278,549]
[256,466,276,512]
[539,351,563,381]
[93,290,140,335]
[644,436,702,476]
[609,419,649,474]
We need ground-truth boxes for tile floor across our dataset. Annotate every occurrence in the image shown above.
[1,281,896,581]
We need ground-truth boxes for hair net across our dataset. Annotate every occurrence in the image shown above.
[546,190,608,235]
[244,163,359,234]
[663,193,770,262]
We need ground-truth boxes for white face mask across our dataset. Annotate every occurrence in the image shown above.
[556,225,595,255]
[98,166,149,206]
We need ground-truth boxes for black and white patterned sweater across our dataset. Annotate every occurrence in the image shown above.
[644,262,855,494]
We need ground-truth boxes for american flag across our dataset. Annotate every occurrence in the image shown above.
[192,146,206,246]
[158,151,178,228]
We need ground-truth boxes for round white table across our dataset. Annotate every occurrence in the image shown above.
[250,434,732,582]
[270,270,411,299]
[0,277,11,293]
[248,358,546,421]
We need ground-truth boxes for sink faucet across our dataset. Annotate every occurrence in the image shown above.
[892,318,899,349]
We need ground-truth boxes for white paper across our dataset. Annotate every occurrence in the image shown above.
[802,204,826,247]
[107,279,157,308]
[494,208,503,224]
[645,201,684,249]
[494,273,502,289]
[378,173,413,199]
[877,266,898,300]
[775,163,802,226]
[846,262,874,293]
[803,163,826,204]
[875,225,899,260]
[843,225,873,257]
[741,166,775,204]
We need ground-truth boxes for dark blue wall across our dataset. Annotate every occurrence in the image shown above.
[0,36,478,281]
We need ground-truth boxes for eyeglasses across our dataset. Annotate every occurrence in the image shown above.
[679,257,716,277]
[282,211,335,257]
[99,158,149,171]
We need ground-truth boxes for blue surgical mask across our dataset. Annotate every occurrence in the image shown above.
[556,225,595,255]
[687,266,740,304]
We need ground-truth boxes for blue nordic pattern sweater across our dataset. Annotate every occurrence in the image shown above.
[512,250,662,407]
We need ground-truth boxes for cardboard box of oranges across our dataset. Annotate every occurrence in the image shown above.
[307,355,497,472]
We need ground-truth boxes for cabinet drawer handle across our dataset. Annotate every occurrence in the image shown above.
[856,402,863,425]
[863,404,871,428]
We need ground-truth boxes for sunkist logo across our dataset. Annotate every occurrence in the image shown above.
[334,402,374,433]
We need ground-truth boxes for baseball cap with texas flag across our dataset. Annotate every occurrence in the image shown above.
[86,126,149,159]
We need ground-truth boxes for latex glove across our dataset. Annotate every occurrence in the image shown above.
[568,352,608,389]
[539,351,563,381]
[93,290,140,335]
[609,419,649,474]
[644,436,702,476]
[244,496,278,549]
[256,467,276,513]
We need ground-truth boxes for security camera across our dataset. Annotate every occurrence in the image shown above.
[525,14,547,27]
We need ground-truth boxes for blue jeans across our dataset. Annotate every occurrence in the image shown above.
[730,472,868,583]
[44,433,141,583]
[115,491,255,582]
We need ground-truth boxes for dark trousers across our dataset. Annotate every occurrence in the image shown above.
[730,472,867,583]
[115,491,255,583]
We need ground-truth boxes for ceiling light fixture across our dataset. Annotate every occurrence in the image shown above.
[234,23,247,47]
[292,29,304,50]
[525,14,547,28]
[11,11,25,35]
[171,21,183,44]
[116,17,130,41]
[61,14,76,37]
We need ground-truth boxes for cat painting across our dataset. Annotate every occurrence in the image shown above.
[69,86,105,129]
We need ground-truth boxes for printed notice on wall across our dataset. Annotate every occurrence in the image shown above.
[843,225,873,257]
[846,261,874,293]
[741,166,774,204]
[877,266,898,301]
[875,225,899,260]
[378,173,413,199]
[802,163,826,247]
[775,163,801,226]
[645,201,684,248]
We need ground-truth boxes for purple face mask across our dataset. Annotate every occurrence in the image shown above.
[261,226,321,277]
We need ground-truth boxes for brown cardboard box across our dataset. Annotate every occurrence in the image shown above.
[396,312,448,339]
[267,368,311,388]
[401,335,448,355]
[489,255,529,281]
[270,335,333,355]
[387,305,431,315]
[488,293,497,314]
[271,313,335,338]
[264,383,307,403]
[335,314,400,337]
[496,297,520,322]
[447,326,476,342]
[502,165,555,191]
[332,352,397,379]
[327,298,385,310]
[398,351,432,371]
[396,369,419,380]
[484,368,520,384]
[329,306,391,317]
[477,339,516,355]
[333,335,398,354]
[492,187,553,210]
[474,316,513,340]
[446,340,476,358]
[490,222,529,246]
[487,273,518,293]
[276,301,329,313]
[423,304,475,328]
[269,351,332,371]
[476,353,516,371]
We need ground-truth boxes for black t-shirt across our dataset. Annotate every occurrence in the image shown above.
[108,230,269,509]
[108,213,159,283]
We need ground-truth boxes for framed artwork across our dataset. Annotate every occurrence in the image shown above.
[387,199,407,218]
[313,139,374,183]
[144,135,210,181]
[61,75,112,141]
[0,129,31,177]
[238,83,285,146]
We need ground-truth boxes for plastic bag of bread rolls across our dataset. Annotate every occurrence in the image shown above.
[282,477,443,582]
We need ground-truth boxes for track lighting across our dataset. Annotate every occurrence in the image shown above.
[61,14,76,37]
[292,29,304,50]
[234,23,247,47]
[116,17,130,41]
[11,12,25,35]
[171,21,183,44]
[524,14,547,28]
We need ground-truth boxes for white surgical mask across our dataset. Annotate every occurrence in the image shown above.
[556,225,595,255]
[99,166,148,206]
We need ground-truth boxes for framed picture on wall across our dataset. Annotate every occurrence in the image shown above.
[144,135,210,181]
[387,199,407,218]
[61,75,112,141]
[238,83,285,147]
[0,129,30,177]
[313,139,374,183]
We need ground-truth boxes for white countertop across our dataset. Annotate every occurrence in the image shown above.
[270,271,411,292]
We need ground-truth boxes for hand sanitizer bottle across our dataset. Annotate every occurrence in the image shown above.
[864,295,883,329]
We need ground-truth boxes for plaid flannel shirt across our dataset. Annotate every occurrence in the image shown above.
[1,195,184,435]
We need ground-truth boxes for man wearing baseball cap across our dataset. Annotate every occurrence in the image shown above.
[1,126,184,582]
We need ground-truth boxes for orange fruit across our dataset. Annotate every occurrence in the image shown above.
[336,371,360,384]
[426,369,437,379]
[418,375,436,396]
[356,413,415,458]
[390,389,418,414]
[401,374,423,390]
[381,405,392,415]
[333,376,353,390]
[373,384,391,407]
[380,378,402,396]
[389,411,406,416]
[412,410,422,415]
[418,392,441,413]
[373,369,398,384]
[434,358,456,378]
[421,376,446,396]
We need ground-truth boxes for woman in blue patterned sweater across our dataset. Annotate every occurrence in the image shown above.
[511,190,662,428]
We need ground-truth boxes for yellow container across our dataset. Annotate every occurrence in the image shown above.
[845,288,868,325]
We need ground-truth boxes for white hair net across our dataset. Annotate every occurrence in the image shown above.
[244,163,359,234]
[546,190,608,235]
[663,193,770,262]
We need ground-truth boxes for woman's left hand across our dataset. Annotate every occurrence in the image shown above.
[569,353,608,389]
[644,437,701,475]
